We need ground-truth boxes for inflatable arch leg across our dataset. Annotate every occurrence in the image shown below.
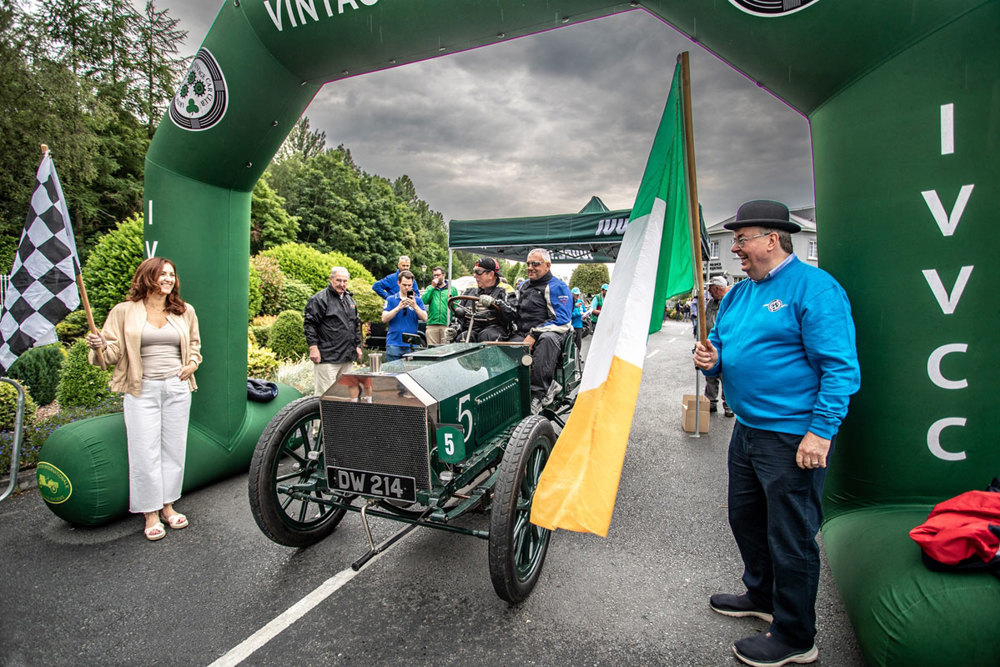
[38,7,1000,658]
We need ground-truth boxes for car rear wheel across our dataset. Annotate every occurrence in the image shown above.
[488,415,554,602]
[248,396,350,547]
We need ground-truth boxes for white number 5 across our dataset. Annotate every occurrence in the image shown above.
[458,394,473,443]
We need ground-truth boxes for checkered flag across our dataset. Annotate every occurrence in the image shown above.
[0,150,81,374]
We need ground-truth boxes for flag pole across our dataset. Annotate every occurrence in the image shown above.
[678,53,707,346]
[42,144,105,370]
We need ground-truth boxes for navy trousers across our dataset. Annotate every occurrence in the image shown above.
[727,421,833,648]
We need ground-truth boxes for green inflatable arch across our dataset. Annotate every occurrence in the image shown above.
[38,1,998,662]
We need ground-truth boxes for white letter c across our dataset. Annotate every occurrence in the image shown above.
[927,343,968,390]
[927,418,967,462]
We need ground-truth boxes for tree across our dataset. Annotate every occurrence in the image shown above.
[133,0,186,137]
[569,263,611,296]
[276,116,327,162]
[250,175,299,254]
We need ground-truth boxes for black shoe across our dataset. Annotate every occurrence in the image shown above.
[724,407,734,418]
[709,403,718,413]
[709,593,773,622]
[733,631,818,667]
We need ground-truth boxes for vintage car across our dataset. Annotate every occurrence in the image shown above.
[248,296,581,602]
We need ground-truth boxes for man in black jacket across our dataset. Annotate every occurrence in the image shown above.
[304,266,362,395]
[448,257,516,342]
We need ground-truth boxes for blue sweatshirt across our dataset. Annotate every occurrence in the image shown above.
[705,256,860,439]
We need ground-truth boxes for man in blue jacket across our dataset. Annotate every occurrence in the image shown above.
[510,248,573,413]
[693,200,860,667]
[372,255,419,299]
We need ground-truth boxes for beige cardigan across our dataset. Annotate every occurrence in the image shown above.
[89,299,202,397]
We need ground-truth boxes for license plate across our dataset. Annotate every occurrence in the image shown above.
[328,466,417,503]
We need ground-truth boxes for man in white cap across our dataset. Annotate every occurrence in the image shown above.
[704,275,733,418]
[693,199,860,667]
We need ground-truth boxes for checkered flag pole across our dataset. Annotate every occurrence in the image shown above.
[0,146,101,374]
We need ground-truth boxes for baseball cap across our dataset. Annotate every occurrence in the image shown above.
[601,283,609,290]
[571,287,581,295]
[709,276,729,287]
[475,257,499,272]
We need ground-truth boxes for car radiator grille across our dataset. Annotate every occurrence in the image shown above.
[322,401,431,490]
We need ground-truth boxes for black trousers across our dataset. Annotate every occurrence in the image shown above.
[510,331,563,398]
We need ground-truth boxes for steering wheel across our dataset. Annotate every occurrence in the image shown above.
[447,294,501,343]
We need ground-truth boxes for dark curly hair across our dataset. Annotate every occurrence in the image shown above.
[127,257,187,315]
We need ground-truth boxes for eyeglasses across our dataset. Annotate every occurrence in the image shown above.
[732,231,774,249]
[526,261,545,267]
[473,268,489,275]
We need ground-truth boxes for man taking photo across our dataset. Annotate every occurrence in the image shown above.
[381,270,427,361]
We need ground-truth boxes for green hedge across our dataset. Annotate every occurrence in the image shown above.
[251,254,284,316]
[248,342,279,379]
[261,242,374,292]
[268,310,308,360]
[348,278,383,324]
[55,309,90,344]
[0,380,39,474]
[81,214,144,325]
[278,278,314,313]
[56,340,117,409]
[6,344,64,405]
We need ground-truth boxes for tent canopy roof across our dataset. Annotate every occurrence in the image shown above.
[448,196,629,263]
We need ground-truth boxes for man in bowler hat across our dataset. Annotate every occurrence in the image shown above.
[693,200,861,667]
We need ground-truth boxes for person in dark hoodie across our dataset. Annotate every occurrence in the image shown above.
[509,248,573,413]
[448,257,516,342]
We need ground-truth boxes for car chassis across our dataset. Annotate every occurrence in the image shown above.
[248,298,581,602]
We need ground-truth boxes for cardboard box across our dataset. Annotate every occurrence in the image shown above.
[681,394,710,433]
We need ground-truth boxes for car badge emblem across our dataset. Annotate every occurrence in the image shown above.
[169,48,228,131]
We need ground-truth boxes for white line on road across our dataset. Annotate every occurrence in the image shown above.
[208,531,414,667]
[646,349,661,359]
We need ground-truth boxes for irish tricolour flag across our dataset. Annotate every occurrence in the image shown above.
[530,60,695,536]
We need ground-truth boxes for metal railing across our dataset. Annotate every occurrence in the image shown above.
[0,378,27,503]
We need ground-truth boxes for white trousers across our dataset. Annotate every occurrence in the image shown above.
[314,361,354,396]
[123,376,192,514]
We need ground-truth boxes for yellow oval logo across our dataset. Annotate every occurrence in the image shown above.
[36,462,72,504]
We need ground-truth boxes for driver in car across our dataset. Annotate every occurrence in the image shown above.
[448,257,516,342]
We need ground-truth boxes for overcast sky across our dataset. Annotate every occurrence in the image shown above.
[156,2,813,230]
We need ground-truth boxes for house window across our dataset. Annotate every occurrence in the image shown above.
[808,240,818,260]
[710,240,720,259]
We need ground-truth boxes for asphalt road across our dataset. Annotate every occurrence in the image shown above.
[0,318,863,666]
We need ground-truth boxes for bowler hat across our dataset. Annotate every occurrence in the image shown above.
[723,200,801,233]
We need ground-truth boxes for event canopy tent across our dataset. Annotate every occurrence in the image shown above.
[448,196,631,263]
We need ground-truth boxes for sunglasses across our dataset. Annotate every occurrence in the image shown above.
[473,268,490,275]
[526,261,545,267]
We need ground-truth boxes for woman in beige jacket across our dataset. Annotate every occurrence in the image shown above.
[86,257,201,541]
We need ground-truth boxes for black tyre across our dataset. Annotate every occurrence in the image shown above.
[488,415,555,602]
[248,396,349,547]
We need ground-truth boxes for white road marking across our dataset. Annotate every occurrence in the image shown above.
[646,349,660,359]
[208,531,414,666]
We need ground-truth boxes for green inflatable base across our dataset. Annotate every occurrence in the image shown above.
[36,383,302,526]
[823,507,1000,666]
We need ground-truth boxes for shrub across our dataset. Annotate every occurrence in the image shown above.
[278,278,313,313]
[251,255,284,316]
[248,260,263,321]
[55,309,90,344]
[268,310,309,361]
[250,315,277,348]
[275,357,315,395]
[81,214,144,325]
[247,342,279,379]
[348,278,383,324]
[7,344,65,405]
[56,340,117,409]
[261,242,374,292]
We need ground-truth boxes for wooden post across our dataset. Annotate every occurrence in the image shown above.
[678,53,708,347]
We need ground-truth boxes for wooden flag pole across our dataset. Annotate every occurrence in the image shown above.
[42,144,105,370]
[678,53,708,347]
